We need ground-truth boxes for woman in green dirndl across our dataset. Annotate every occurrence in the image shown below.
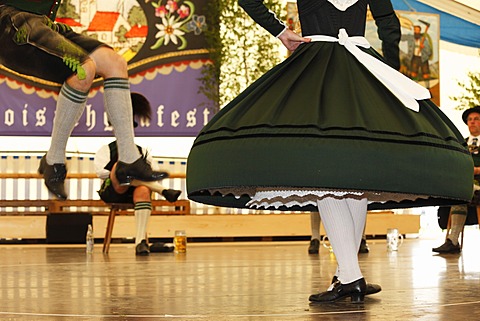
[187,0,473,303]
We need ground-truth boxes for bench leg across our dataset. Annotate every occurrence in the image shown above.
[103,207,117,254]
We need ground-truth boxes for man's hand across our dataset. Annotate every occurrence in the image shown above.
[278,29,311,51]
[474,167,480,176]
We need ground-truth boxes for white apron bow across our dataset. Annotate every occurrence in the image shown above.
[306,29,431,112]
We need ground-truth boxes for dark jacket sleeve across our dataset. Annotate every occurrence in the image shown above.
[238,0,286,37]
[369,0,401,70]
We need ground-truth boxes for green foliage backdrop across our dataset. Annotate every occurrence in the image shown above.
[452,71,480,110]
[200,0,284,111]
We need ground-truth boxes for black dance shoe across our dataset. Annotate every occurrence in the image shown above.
[135,240,150,256]
[308,239,320,254]
[359,238,369,253]
[432,239,461,254]
[162,189,182,203]
[115,157,169,185]
[150,242,174,253]
[309,278,367,303]
[38,155,67,200]
[331,276,381,295]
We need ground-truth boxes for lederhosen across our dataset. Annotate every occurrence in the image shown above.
[0,0,106,84]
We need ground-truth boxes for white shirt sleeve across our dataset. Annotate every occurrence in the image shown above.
[94,144,111,180]
[142,146,157,170]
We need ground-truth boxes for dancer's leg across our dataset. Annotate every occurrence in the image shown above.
[346,198,368,253]
[317,198,367,284]
[310,212,321,241]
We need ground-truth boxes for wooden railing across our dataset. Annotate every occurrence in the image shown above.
[0,172,189,216]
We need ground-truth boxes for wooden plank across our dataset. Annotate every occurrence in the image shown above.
[0,217,46,239]
[0,200,52,207]
[0,173,186,179]
[0,212,420,239]
[365,212,421,236]
[0,199,190,215]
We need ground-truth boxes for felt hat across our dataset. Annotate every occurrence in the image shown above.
[462,106,480,124]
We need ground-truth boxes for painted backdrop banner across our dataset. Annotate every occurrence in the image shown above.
[286,3,441,106]
[366,10,441,106]
[0,0,213,137]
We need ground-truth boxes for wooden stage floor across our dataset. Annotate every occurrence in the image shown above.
[1,230,480,320]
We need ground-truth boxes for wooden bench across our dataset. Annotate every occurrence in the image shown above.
[0,172,189,211]
[0,172,190,252]
[0,198,190,215]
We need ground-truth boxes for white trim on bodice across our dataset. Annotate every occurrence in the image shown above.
[327,0,359,11]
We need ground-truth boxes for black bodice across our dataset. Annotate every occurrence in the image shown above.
[297,0,368,37]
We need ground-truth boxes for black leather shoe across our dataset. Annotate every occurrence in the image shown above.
[331,276,381,295]
[309,278,366,303]
[135,240,150,256]
[38,155,67,200]
[115,157,169,185]
[359,238,369,253]
[432,238,461,253]
[162,189,182,203]
[150,242,174,253]
[308,239,320,254]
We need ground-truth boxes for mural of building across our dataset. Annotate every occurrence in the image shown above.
[60,0,146,56]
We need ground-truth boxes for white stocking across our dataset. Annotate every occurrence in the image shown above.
[134,202,151,245]
[310,212,321,241]
[317,197,367,284]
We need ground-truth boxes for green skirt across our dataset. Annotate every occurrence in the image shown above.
[186,41,473,211]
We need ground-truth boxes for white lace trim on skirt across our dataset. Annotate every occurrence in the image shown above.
[208,187,430,210]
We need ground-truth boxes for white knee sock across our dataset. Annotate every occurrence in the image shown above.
[103,78,141,164]
[332,199,367,280]
[448,214,466,245]
[317,198,367,284]
[47,83,88,164]
[346,198,368,251]
[310,212,321,240]
[134,202,151,245]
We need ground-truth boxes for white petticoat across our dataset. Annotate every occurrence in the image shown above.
[208,187,429,210]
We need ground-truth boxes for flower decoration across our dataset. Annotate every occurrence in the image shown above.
[186,14,207,35]
[150,0,206,50]
[154,15,186,47]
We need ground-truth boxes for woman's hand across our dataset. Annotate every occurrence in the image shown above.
[278,29,311,51]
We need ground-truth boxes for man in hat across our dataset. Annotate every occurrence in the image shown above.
[433,106,480,253]
[94,93,181,256]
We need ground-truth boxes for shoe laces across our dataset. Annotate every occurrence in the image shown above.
[133,155,153,172]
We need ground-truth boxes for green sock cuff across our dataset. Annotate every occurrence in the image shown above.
[104,78,130,90]
[135,201,152,211]
[61,82,88,104]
